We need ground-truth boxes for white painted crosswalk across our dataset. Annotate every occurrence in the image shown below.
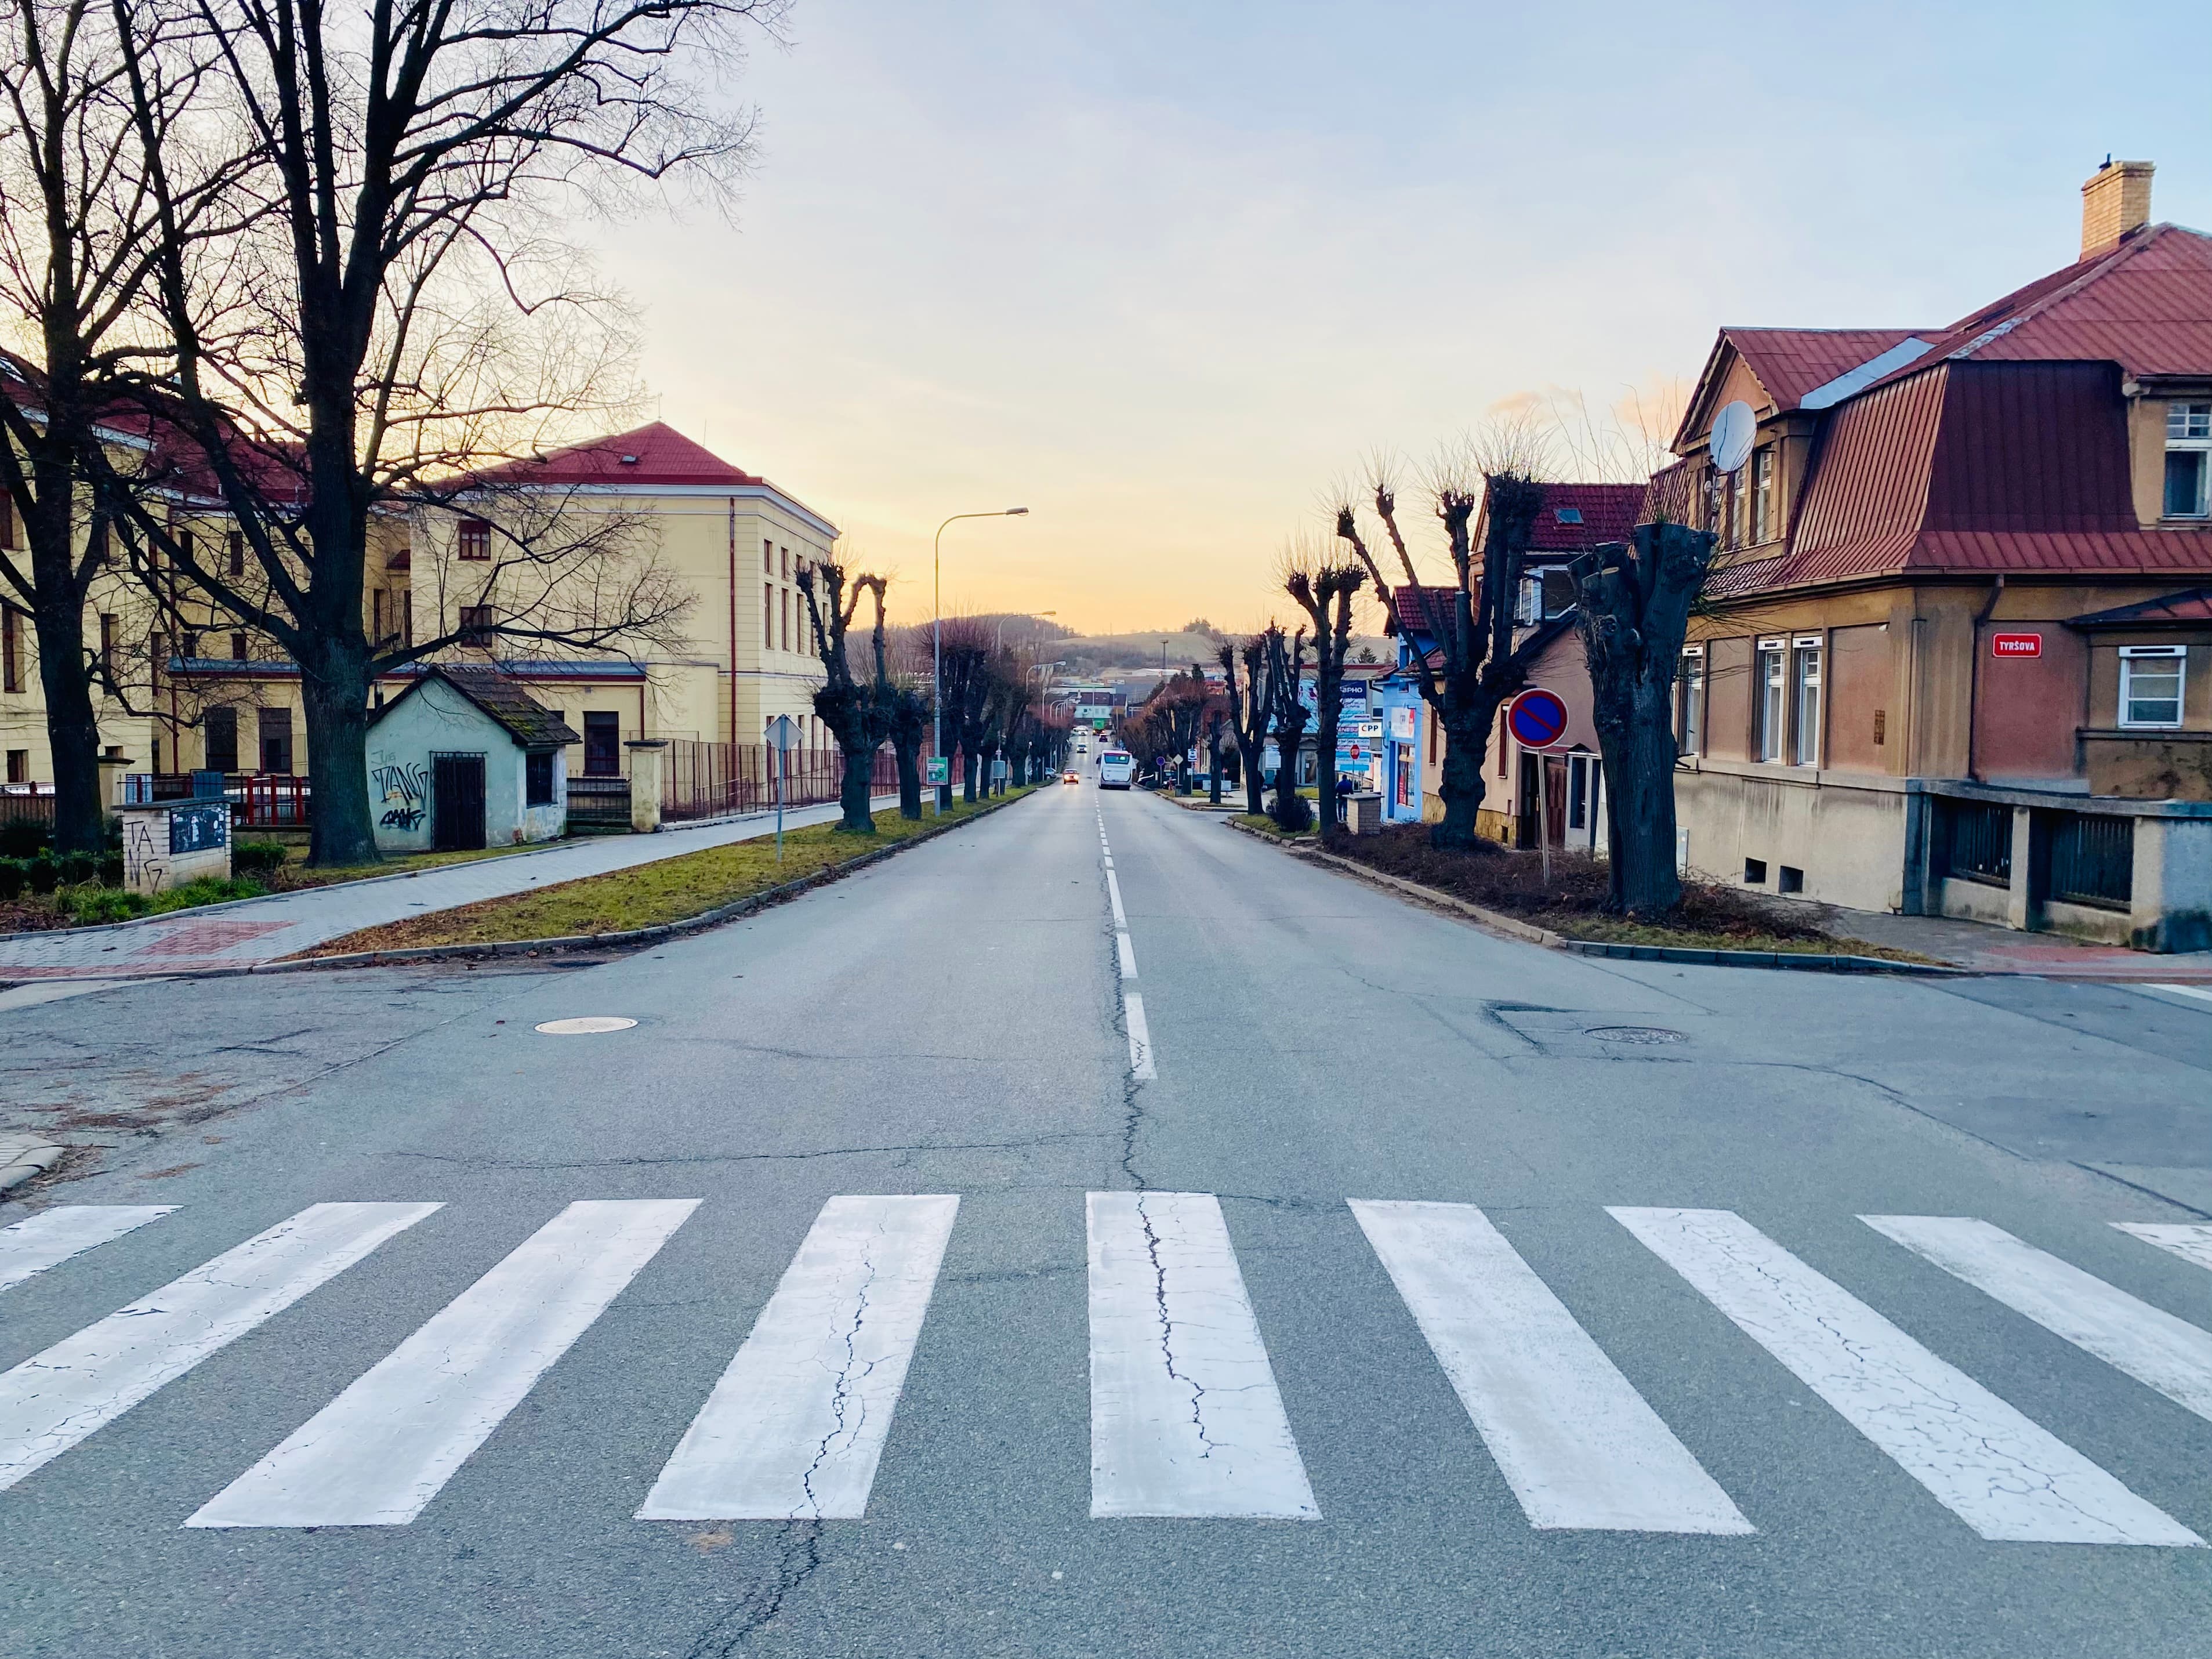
[639,1194,958,1521]
[189,1200,697,1528]
[2,1196,2209,1544]
[0,1204,175,1293]
[1613,1207,2201,1546]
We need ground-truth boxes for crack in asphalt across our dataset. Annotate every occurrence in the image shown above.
[680,1522,824,1659]
[387,1131,1108,1171]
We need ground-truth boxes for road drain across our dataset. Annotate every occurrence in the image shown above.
[1583,1026,1685,1045]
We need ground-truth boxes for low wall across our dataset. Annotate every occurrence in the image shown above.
[1676,762,1910,911]
[119,800,231,894]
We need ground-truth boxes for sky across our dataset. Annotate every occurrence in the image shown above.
[585,0,2212,637]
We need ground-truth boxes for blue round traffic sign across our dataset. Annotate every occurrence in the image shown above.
[1507,687,1569,750]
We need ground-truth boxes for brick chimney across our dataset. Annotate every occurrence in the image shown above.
[2080,159,2154,258]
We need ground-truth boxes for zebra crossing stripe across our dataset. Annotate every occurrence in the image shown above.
[0,1202,438,1493]
[637,1195,959,1520]
[0,1207,176,1295]
[1867,1216,2212,1424]
[188,1200,696,1528]
[1351,1200,1752,1534]
[1087,1191,1318,1519]
[1611,1207,2202,1546]
[2116,1223,2212,1276]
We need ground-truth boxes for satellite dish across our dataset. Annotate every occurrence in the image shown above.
[1709,400,1756,474]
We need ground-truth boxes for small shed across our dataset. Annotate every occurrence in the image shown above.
[366,664,581,853]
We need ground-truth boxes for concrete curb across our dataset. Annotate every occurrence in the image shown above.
[245,788,1042,978]
[0,1134,64,1196]
[1225,818,1963,975]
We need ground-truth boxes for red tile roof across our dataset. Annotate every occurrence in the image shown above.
[1527,483,1646,552]
[1386,585,1461,640]
[467,422,766,489]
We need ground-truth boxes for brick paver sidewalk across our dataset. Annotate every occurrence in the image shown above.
[0,796,895,980]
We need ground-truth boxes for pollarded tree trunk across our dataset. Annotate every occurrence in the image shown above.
[893,737,922,818]
[833,730,876,833]
[1431,708,1492,850]
[298,638,379,866]
[1572,521,1716,917]
[30,582,104,854]
[1242,746,1264,817]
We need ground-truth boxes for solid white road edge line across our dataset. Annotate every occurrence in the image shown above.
[1351,1200,1752,1534]
[0,1202,440,1492]
[2139,983,2212,1006]
[1611,1206,2201,1546]
[638,1194,960,1520]
[188,1200,697,1527]
[1087,1191,1318,1518]
[0,1206,177,1295]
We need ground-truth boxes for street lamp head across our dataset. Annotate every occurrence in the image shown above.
[1005,507,1030,516]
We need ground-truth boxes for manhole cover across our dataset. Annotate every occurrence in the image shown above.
[1584,1026,1685,1045]
[534,1016,639,1035]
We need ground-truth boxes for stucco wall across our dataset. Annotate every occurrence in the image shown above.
[366,677,559,852]
[1675,760,1910,911]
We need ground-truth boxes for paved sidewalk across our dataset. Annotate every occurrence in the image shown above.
[1811,904,2212,980]
[0,796,895,980]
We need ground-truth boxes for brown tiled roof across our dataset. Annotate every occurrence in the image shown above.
[371,663,581,748]
[467,421,764,489]
[1527,483,1646,553]
[2066,588,2212,628]
[1386,585,1460,639]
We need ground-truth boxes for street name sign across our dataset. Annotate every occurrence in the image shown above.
[1991,633,2043,658]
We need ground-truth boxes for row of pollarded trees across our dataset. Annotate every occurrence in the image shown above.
[0,0,784,860]
[1230,438,1716,917]
[795,567,1068,835]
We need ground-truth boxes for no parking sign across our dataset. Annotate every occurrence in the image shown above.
[1507,687,1570,750]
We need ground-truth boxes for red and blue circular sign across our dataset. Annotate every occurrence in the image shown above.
[1507,687,1570,750]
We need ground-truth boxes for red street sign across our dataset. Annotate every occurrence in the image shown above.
[1991,632,2043,658]
[1507,687,1571,750]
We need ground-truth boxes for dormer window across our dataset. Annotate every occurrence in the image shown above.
[458,517,491,560]
[2166,403,2210,519]
[1553,507,1583,525]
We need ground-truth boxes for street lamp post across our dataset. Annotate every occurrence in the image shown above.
[935,508,1029,809]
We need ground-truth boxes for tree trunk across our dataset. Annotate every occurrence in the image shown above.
[1598,708,1680,914]
[960,738,979,803]
[1430,709,1492,850]
[1239,739,1263,816]
[299,642,379,866]
[891,735,922,819]
[1312,701,1341,842]
[30,584,105,855]
[1207,733,1223,805]
[834,734,876,833]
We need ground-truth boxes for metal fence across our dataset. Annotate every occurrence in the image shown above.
[237,774,310,828]
[2049,812,2134,910]
[661,740,904,824]
[1935,799,2012,886]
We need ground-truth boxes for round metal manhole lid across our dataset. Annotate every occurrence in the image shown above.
[534,1016,639,1035]
[1584,1026,1686,1045]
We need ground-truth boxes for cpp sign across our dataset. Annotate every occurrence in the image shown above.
[1991,632,2042,658]
[1506,687,1571,751]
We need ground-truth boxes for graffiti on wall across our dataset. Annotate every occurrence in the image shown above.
[373,760,429,831]
[124,816,168,893]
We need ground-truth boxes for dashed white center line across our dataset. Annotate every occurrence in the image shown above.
[1098,807,1154,1081]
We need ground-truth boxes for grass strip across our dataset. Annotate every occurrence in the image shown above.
[302,790,1035,956]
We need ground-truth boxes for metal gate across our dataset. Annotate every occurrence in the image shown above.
[431,752,487,850]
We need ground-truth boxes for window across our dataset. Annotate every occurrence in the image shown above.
[525,750,556,806]
[178,530,194,569]
[1536,566,1576,619]
[1743,857,1768,884]
[780,546,790,580]
[258,705,293,773]
[1791,636,1822,766]
[86,517,107,566]
[100,613,117,679]
[2119,646,2185,728]
[1,605,18,692]
[1751,448,1775,543]
[781,589,790,652]
[372,590,386,640]
[458,604,495,642]
[1566,752,1587,829]
[1755,639,1786,761]
[2167,403,2211,518]
[458,517,491,560]
[0,491,12,548]
[228,531,245,577]
[1553,506,1583,526]
[1729,470,1749,548]
[5,749,25,784]
[204,706,238,772]
[582,711,620,776]
[400,595,411,648]
[1677,646,1705,756]
[232,632,247,662]
[763,584,774,651]
[763,538,773,574]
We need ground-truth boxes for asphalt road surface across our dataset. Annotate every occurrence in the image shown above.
[5,782,2212,1658]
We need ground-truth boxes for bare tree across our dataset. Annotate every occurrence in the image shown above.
[935,618,995,803]
[1335,434,1550,849]
[797,558,888,834]
[107,0,785,864]
[1572,521,1715,916]
[0,0,248,848]
[1219,637,1266,817]
[1282,534,1366,841]
[1260,623,1311,832]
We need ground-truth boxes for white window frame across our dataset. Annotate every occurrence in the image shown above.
[2118,645,2186,729]
[2167,403,2211,519]
[1751,448,1775,544]
[1790,634,1823,767]
[1677,645,1705,757]
[1755,637,1787,762]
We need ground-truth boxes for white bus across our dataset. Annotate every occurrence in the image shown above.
[1097,749,1136,789]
